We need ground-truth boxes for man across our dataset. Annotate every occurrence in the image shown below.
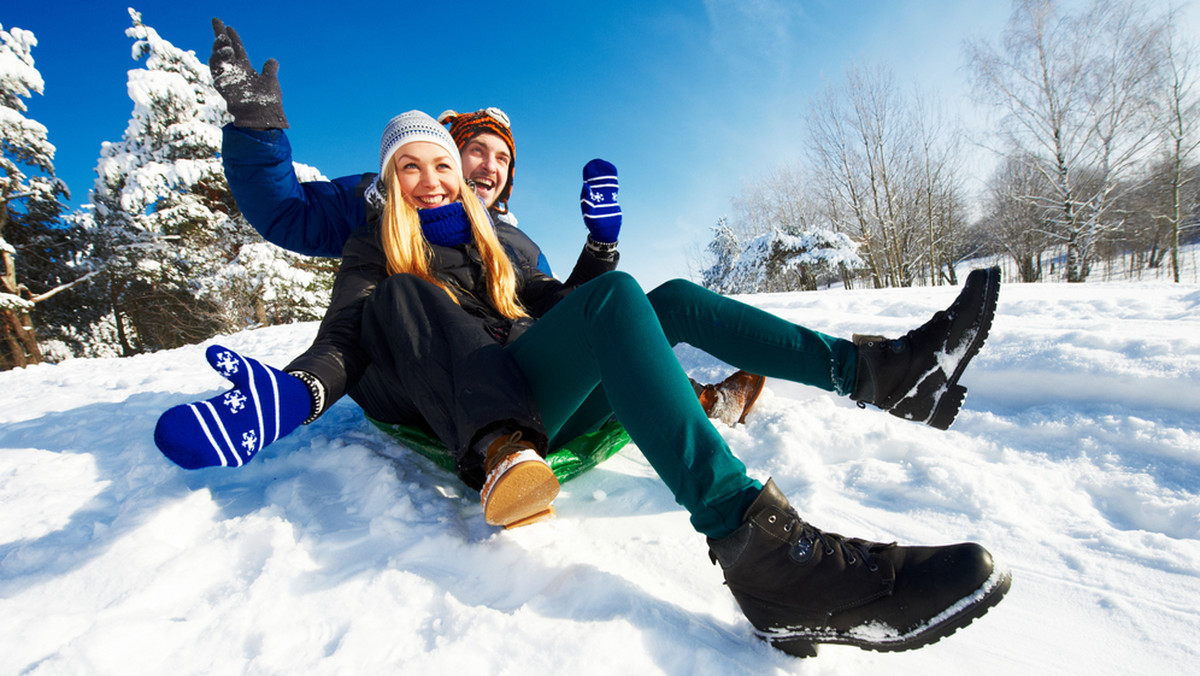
[210,19,605,280]
[207,18,763,426]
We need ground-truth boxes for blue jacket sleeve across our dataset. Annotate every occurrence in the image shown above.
[222,124,369,258]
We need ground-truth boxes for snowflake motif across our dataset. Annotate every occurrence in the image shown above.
[223,390,247,414]
[215,350,240,377]
[241,430,258,452]
[589,189,605,203]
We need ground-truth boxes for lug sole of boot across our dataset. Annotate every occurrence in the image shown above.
[942,266,1000,388]
[737,374,766,425]
[854,567,1012,653]
[755,567,1012,657]
[894,266,1000,429]
[504,505,557,529]
[481,450,560,528]
[926,383,966,430]
[762,635,821,658]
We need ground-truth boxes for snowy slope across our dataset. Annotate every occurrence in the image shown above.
[2,279,1199,675]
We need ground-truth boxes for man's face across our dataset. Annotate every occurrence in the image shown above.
[459,132,512,208]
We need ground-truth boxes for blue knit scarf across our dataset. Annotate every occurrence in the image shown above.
[419,202,472,247]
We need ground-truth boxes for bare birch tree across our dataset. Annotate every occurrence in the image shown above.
[1151,7,1200,282]
[1080,0,1163,279]
[913,91,968,285]
[806,63,967,287]
[982,155,1056,282]
[967,0,1164,282]
[808,78,889,285]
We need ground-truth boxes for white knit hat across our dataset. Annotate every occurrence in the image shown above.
[378,110,461,175]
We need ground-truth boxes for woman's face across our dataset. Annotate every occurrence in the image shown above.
[392,142,461,209]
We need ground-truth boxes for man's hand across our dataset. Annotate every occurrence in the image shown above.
[209,18,289,129]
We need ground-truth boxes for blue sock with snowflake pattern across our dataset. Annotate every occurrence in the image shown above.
[154,345,311,469]
[580,158,621,243]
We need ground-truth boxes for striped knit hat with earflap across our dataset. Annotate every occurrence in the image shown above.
[378,110,462,176]
[439,107,516,213]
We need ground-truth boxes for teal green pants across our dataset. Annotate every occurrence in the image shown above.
[507,273,856,538]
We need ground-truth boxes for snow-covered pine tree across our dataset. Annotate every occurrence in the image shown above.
[0,22,72,369]
[701,220,862,294]
[752,224,863,291]
[86,9,331,356]
[701,217,741,293]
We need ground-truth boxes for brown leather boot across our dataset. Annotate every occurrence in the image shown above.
[480,431,560,529]
[693,370,766,426]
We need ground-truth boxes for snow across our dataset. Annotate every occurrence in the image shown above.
[0,24,43,107]
[3,278,1199,674]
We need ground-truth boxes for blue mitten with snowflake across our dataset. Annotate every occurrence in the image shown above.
[580,159,621,243]
[154,345,311,469]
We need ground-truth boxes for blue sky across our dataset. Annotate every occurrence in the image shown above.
[6,1,1193,286]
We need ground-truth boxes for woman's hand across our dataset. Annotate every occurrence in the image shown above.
[580,159,621,243]
[154,345,312,469]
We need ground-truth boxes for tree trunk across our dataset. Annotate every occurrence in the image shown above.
[1,308,43,369]
[0,246,44,369]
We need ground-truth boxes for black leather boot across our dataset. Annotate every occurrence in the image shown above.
[708,479,1010,657]
[852,266,1000,430]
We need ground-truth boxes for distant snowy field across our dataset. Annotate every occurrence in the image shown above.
[2,275,1199,675]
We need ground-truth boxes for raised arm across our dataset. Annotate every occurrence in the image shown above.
[210,18,369,258]
[562,158,622,287]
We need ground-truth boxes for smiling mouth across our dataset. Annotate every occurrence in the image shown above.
[472,177,495,191]
[417,195,446,207]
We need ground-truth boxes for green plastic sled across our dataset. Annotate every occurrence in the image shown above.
[366,415,631,484]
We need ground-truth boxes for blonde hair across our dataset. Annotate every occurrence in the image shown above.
[379,163,528,320]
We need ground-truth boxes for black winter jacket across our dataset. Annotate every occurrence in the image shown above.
[285,219,612,415]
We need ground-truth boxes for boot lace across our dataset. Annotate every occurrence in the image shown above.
[798,522,883,572]
[495,430,526,455]
[485,430,533,475]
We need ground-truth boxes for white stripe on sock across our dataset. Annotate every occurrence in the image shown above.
[241,354,266,452]
[203,400,241,467]
[192,402,234,467]
[265,365,281,443]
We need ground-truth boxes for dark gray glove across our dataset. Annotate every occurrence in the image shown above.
[209,18,288,129]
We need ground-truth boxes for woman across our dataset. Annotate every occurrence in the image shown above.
[305,111,1010,656]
